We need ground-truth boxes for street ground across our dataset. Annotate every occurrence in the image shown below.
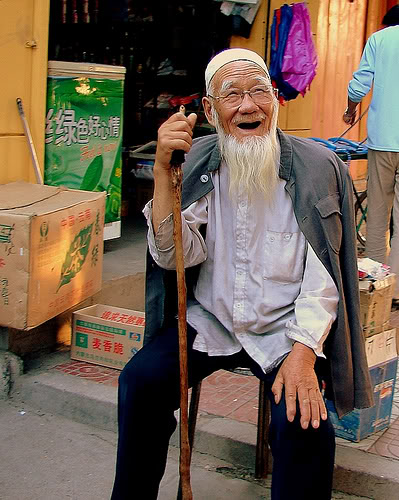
[0,397,372,500]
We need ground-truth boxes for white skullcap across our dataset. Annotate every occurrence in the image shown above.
[205,48,270,92]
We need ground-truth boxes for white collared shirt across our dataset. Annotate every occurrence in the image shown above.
[144,161,338,373]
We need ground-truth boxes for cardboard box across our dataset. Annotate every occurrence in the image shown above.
[326,357,398,442]
[364,328,397,367]
[359,274,396,337]
[0,181,105,330]
[71,304,145,370]
[327,329,398,442]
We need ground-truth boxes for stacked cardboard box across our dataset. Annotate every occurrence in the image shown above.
[359,273,396,337]
[0,182,106,330]
[327,272,398,442]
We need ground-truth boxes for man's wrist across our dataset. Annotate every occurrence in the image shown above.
[291,341,317,365]
[344,107,356,116]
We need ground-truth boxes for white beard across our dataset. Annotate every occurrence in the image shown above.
[212,109,280,202]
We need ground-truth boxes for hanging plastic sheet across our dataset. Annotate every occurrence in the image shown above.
[269,4,299,102]
[281,2,318,96]
[269,2,317,103]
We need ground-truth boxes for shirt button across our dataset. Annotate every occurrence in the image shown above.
[200,174,209,183]
[270,236,275,242]
[284,234,291,241]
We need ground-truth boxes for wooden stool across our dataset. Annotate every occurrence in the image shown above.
[177,373,271,499]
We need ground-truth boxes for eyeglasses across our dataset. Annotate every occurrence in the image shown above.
[207,86,277,107]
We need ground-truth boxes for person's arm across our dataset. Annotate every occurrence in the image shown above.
[143,197,208,270]
[272,244,338,430]
[343,35,376,125]
[152,110,197,232]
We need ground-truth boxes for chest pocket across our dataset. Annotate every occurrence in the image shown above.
[263,230,306,283]
[315,194,342,254]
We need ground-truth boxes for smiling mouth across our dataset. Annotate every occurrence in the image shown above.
[237,121,261,130]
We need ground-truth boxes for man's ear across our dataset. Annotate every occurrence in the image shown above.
[202,96,215,126]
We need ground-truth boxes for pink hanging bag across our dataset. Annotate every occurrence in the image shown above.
[281,2,318,96]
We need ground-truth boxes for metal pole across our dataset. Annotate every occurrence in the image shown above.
[265,0,272,63]
[16,98,44,184]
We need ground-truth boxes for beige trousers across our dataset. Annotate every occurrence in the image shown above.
[366,149,399,298]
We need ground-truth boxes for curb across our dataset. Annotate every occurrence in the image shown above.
[11,356,399,500]
[0,349,23,400]
[333,446,399,499]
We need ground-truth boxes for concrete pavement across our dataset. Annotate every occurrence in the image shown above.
[0,396,372,500]
[3,349,399,499]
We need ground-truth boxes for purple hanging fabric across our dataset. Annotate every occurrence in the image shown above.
[281,2,318,96]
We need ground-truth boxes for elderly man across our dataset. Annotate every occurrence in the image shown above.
[111,48,373,500]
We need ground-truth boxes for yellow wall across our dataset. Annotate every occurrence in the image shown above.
[311,0,369,141]
[0,0,50,184]
[311,0,389,144]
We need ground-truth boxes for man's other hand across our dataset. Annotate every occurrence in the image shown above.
[271,342,327,430]
[342,108,357,125]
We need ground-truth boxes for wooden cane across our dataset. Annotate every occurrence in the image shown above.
[171,106,193,500]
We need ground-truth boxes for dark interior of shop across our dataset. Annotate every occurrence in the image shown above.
[47,0,236,217]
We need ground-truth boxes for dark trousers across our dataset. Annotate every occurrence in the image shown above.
[111,325,336,500]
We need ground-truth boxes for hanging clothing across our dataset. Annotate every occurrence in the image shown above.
[269,2,317,102]
[281,2,318,96]
[269,4,299,102]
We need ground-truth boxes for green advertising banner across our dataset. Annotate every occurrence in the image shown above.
[45,75,124,227]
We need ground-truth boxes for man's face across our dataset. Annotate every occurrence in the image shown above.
[202,61,275,141]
